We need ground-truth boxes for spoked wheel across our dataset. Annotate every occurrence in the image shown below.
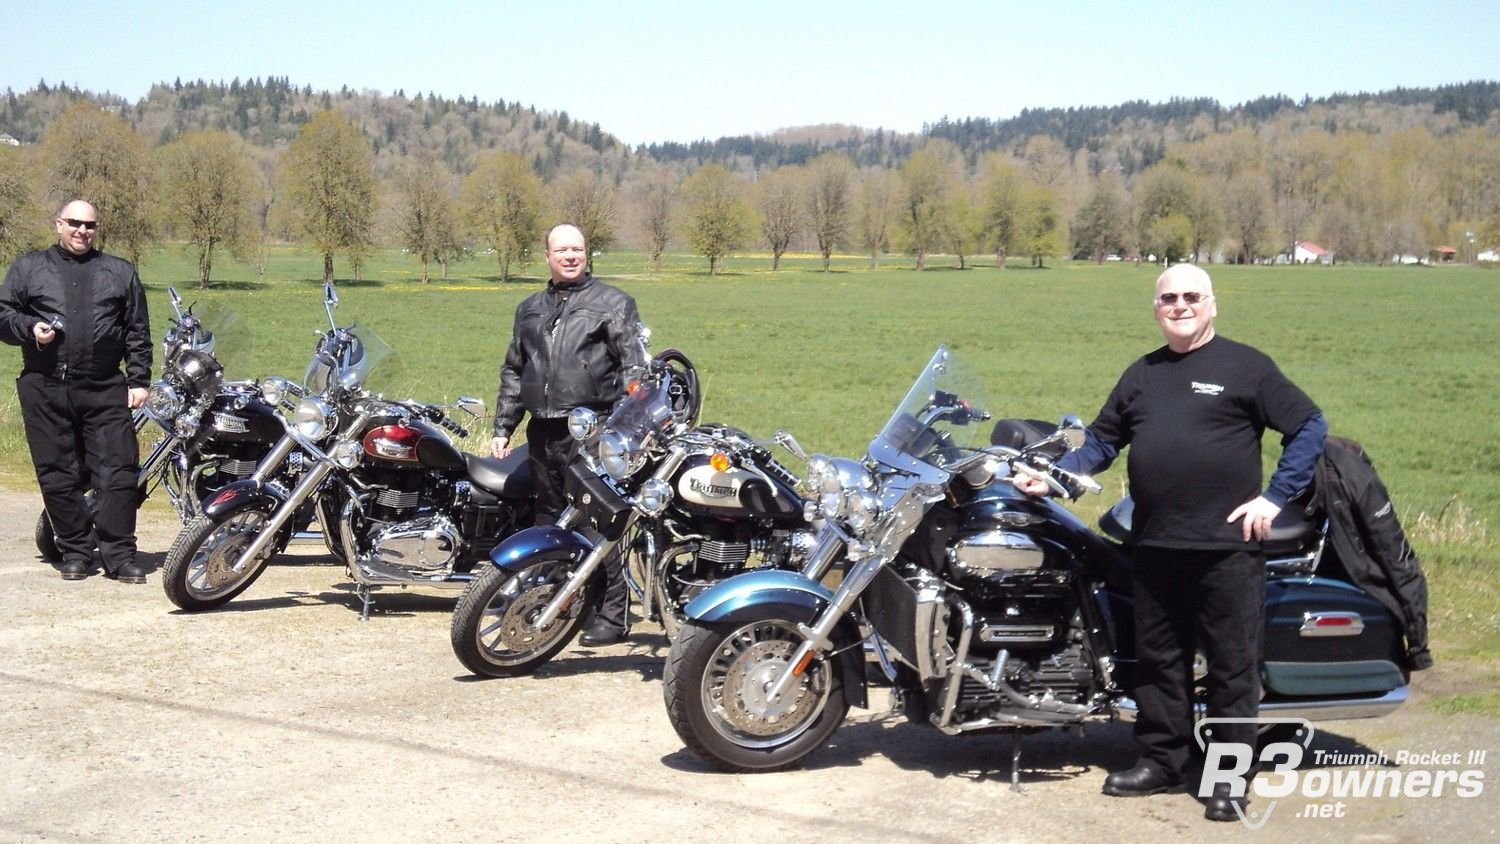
[663,610,849,773]
[450,561,598,678]
[161,510,276,611]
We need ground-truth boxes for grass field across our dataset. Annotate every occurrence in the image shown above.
[2,244,1495,680]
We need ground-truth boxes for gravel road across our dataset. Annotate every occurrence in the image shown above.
[1,490,1495,843]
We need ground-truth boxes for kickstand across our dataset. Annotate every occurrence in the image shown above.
[356,584,374,621]
[1009,730,1025,793]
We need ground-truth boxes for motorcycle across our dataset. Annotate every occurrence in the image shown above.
[33,287,279,561]
[162,283,532,618]
[449,344,815,678]
[663,346,1411,782]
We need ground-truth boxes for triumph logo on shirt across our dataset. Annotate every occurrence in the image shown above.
[1192,381,1225,396]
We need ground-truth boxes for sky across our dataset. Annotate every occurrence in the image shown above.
[2,0,1496,147]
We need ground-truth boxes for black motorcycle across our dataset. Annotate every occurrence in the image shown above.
[33,287,279,561]
[663,346,1412,781]
[163,284,533,618]
[449,346,815,677]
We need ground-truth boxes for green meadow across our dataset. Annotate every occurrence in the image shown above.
[2,246,1495,688]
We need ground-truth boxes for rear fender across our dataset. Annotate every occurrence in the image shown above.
[200,479,282,520]
[684,569,868,709]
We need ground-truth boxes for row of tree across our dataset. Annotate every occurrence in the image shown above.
[4,84,1500,280]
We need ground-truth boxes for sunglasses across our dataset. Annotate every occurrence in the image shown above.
[60,218,99,231]
[1155,291,1211,307]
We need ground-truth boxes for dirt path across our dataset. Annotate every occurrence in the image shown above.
[1,489,1495,843]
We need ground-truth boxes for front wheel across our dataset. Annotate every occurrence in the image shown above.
[663,611,849,773]
[161,510,276,611]
[450,561,598,678]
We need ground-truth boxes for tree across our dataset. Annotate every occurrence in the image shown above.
[856,169,900,269]
[1267,131,1336,259]
[679,163,750,275]
[635,167,678,272]
[392,155,460,284]
[898,145,957,270]
[462,151,542,282]
[978,152,1025,268]
[1017,184,1065,267]
[38,101,155,264]
[755,165,802,270]
[1222,173,1271,263]
[554,169,617,272]
[155,130,257,287]
[805,152,854,271]
[944,188,982,270]
[0,146,44,265]
[279,110,376,283]
[1072,177,1129,263]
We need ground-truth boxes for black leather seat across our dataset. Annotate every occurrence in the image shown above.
[464,445,534,499]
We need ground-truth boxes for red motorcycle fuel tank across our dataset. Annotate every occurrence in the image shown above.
[361,419,466,470]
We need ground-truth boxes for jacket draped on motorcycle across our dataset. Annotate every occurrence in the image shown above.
[493,274,644,438]
[0,246,152,387]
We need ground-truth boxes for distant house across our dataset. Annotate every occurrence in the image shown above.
[1432,246,1458,264]
[1478,247,1500,263]
[0,133,20,147]
[1392,253,1429,265]
[1275,241,1334,265]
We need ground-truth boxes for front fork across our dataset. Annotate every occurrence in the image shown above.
[531,447,688,630]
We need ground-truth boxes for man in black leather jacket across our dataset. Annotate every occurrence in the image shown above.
[0,200,152,583]
[491,222,645,645]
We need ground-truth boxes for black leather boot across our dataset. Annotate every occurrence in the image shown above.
[1102,763,1183,796]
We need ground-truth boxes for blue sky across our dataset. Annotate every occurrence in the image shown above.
[2,0,1495,146]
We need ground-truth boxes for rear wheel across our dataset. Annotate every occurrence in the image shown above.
[161,510,275,611]
[34,511,60,562]
[663,610,848,773]
[450,561,598,677]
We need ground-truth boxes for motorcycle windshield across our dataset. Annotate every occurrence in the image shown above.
[602,376,675,443]
[873,345,991,473]
[303,325,397,395]
[187,301,250,375]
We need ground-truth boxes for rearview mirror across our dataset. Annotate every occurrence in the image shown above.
[1058,414,1087,450]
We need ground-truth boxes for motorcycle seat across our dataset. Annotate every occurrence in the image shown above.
[464,445,533,499]
[1100,495,1320,555]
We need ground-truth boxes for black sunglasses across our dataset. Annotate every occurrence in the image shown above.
[60,218,98,231]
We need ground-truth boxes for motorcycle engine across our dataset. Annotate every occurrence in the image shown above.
[368,515,461,573]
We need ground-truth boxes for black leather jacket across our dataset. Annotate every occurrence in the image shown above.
[0,246,152,386]
[493,274,644,439]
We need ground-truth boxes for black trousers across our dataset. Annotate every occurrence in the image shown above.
[17,373,140,571]
[525,416,627,630]
[1130,547,1265,779]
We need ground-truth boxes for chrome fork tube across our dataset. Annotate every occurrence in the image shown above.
[766,553,885,704]
[228,459,335,572]
[532,448,687,631]
[252,433,298,482]
[137,435,180,487]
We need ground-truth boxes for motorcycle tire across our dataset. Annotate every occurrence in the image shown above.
[663,611,849,773]
[161,510,276,612]
[450,561,599,678]
[34,510,61,562]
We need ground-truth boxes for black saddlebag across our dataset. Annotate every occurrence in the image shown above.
[1262,576,1408,697]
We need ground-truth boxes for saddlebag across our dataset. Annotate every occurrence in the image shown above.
[1261,576,1407,697]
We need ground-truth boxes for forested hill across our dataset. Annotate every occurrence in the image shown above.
[1,76,630,179]
[4,77,1498,178]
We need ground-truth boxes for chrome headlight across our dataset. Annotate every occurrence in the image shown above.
[598,430,647,480]
[145,383,183,426]
[843,490,881,535]
[294,397,336,440]
[260,376,299,409]
[635,478,672,517]
[330,439,361,469]
[568,407,600,443]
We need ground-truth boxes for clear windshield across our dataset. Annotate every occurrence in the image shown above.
[303,325,396,395]
[873,345,992,472]
[602,376,676,442]
[188,301,250,375]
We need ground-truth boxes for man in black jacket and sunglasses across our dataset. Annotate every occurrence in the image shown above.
[1,199,152,583]
[491,222,645,645]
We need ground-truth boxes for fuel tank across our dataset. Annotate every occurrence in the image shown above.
[672,453,802,520]
[361,418,466,471]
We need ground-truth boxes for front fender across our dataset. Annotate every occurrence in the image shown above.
[682,569,869,710]
[200,479,282,520]
[489,525,595,572]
